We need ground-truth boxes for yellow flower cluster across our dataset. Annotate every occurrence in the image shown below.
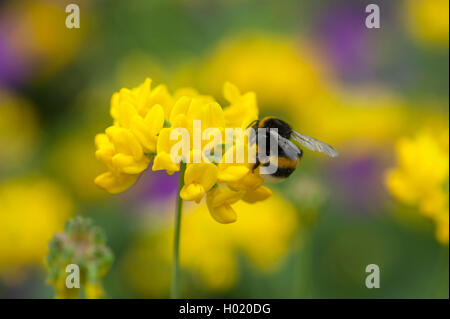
[0,178,72,281]
[385,128,449,244]
[124,193,299,296]
[95,78,170,193]
[95,78,271,223]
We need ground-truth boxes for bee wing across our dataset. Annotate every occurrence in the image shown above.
[269,130,302,161]
[291,131,338,158]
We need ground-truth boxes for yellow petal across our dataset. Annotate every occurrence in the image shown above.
[223,82,240,103]
[94,171,139,194]
[169,96,191,123]
[184,163,218,191]
[228,171,263,192]
[171,113,190,130]
[186,98,206,121]
[207,185,242,208]
[111,153,149,174]
[180,183,205,203]
[148,84,173,118]
[106,126,143,160]
[205,102,225,128]
[95,133,113,150]
[145,104,165,136]
[156,128,173,154]
[152,153,180,174]
[217,165,250,183]
[116,101,138,128]
[131,104,165,152]
[207,204,237,224]
[110,92,120,121]
[242,186,273,203]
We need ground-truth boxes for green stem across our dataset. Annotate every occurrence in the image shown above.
[171,162,186,299]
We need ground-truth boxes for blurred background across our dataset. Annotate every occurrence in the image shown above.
[0,0,448,298]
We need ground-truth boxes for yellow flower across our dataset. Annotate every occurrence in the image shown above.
[94,127,149,194]
[46,130,107,201]
[217,143,253,183]
[180,163,218,203]
[192,34,328,112]
[105,126,149,174]
[404,0,449,47]
[153,95,226,175]
[110,78,167,153]
[385,128,449,244]
[111,78,173,123]
[95,78,170,193]
[4,0,83,78]
[151,128,181,174]
[124,193,299,296]
[0,178,72,281]
[233,169,264,189]
[223,82,259,129]
[217,163,250,183]
[94,171,139,195]
[206,185,243,224]
[96,78,274,223]
[242,185,273,203]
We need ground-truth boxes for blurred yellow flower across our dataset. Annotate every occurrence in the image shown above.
[124,193,299,296]
[296,86,449,152]
[46,131,107,201]
[0,91,40,173]
[190,34,329,112]
[385,128,449,244]
[404,0,449,47]
[0,178,73,282]
[4,0,84,79]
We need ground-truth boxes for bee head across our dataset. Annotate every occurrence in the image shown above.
[260,117,292,139]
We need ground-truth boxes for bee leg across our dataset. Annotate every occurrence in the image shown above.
[252,158,261,172]
[252,157,272,172]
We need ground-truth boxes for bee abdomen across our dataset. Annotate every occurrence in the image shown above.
[260,156,299,180]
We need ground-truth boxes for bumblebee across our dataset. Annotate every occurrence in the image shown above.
[247,116,338,180]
